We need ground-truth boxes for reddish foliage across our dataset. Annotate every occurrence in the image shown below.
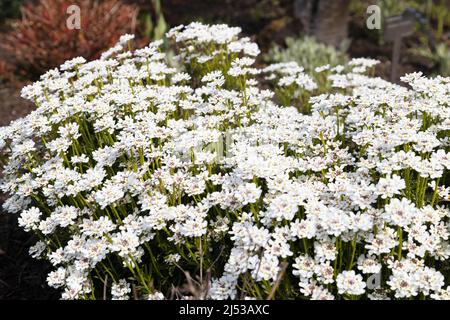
[0,0,139,82]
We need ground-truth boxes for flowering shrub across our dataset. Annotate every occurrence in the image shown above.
[1,22,450,300]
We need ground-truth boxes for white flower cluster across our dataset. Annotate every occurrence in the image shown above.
[1,22,449,300]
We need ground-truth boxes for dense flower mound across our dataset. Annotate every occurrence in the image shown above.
[1,23,450,300]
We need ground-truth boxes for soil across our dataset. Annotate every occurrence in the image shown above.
[0,87,33,127]
[0,213,60,299]
[0,31,53,300]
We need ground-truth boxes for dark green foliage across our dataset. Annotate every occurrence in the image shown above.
[0,0,26,24]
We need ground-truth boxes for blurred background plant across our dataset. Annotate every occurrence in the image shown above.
[426,0,450,39]
[0,0,139,83]
[0,0,24,25]
[265,36,349,74]
[264,36,349,90]
[410,42,450,76]
[365,0,450,40]
[140,0,167,41]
